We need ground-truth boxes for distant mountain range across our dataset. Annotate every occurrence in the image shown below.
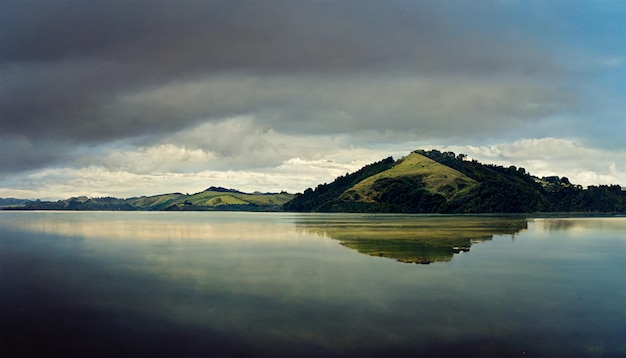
[3,150,625,213]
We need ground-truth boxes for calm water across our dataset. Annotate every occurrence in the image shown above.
[1,212,625,357]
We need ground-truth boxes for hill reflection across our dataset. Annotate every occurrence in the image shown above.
[296,215,528,264]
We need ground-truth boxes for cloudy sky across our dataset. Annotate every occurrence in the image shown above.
[1,0,625,200]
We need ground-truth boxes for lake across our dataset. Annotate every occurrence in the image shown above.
[1,211,625,357]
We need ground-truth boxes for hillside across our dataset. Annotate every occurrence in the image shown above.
[283,156,396,211]
[155,187,294,211]
[340,152,477,202]
[285,149,626,213]
[8,187,294,211]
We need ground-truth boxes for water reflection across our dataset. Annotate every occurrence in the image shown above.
[3,212,296,242]
[2,212,625,357]
[296,215,528,264]
[532,217,626,232]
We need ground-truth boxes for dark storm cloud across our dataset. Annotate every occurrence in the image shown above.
[0,136,75,172]
[2,0,551,73]
[1,0,572,172]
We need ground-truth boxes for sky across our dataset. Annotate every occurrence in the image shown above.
[1,0,625,200]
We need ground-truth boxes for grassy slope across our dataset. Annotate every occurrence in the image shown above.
[282,156,396,212]
[127,193,184,209]
[183,191,294,206]
[125,191,294,210]
[340,152,477,203]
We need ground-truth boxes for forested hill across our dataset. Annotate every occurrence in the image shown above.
[284,150,626,214]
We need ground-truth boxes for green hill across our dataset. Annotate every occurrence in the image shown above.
[285,152,481,213]
[156,187,294,211]
[284,149,626,213]
[340,152,477,203]
[10,187,294,211]
[126,193,185,210]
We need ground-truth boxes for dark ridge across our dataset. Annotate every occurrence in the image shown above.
[205,186,246,194]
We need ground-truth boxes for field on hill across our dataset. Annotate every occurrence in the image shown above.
[159,189,294,211]
[341,152,477,203]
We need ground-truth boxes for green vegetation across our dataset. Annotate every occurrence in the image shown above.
[344,152,477,201]
[126,193,186,210]
[8,187,294,211]
[283,156,396,212]
[285,149,626,214]
[332,152,478,212]
[160,187,294,211]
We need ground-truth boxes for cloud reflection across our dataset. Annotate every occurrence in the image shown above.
[3,212,301,242]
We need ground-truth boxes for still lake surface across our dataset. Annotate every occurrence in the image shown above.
[1,211,625,357]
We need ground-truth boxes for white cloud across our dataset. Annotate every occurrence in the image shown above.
[100,144,214,174]
[0,135,399,199]
[435,138,626,187]
[1,133,623,200]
